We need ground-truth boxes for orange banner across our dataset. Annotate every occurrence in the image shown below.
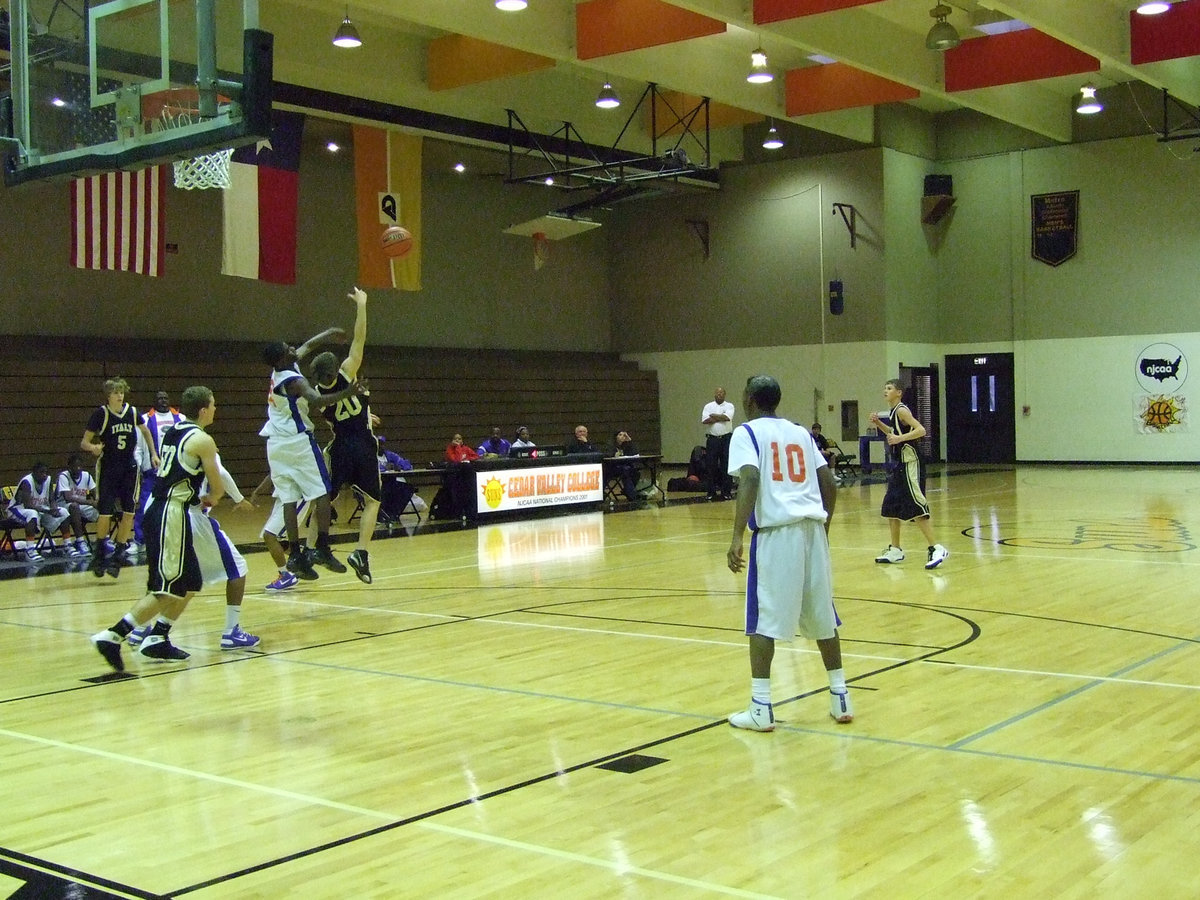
[353,126,422,291]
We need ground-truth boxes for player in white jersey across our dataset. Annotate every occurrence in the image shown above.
[260,330,364,578]
[10,462,70,561]
[57,453,99,557]
[133,390,186,553]
[725,375,853,731]
[250,472,315,591]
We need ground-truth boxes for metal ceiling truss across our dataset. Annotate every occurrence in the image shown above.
[1156,89,1200,145]
[505,82,714,192]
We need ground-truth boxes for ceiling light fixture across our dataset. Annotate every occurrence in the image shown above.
[454,163,466,173]
[495,0,528,10]
[1135,2,1171,13]
[332,11,361,48]
[595,82,621,109]
[747,48,774,84]
[1075,84,1103,115]
[926,4,961,51]
[762,123,783,150]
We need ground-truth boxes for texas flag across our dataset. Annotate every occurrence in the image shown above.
[222,110,305,284]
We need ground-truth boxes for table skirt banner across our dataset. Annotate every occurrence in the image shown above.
[475,462,603,514]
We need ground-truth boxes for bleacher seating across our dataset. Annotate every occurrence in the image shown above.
[0,338,660,494]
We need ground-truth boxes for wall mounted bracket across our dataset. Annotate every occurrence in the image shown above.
[832,202,857,249]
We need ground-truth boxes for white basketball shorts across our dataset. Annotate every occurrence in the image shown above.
[260,496,310,539]
[266,432,331,504]
[191,507,249,585]
[744,519,838,641]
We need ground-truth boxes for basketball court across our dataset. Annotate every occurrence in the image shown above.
[0,465,1196,897]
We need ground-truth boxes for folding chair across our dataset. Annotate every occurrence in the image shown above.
[379,477,420,524]
[0,512,22,559]
[2,484,66,557]
[828,442,858,481]
[347,490,366,525]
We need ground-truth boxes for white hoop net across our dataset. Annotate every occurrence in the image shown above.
[158,104,233,190]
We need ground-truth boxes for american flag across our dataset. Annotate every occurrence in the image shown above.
[70,167,167,277]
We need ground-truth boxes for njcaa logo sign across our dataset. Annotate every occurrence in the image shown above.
[1135,343,1187,393]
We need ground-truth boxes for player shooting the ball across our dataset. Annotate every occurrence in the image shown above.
[309,287,380,585]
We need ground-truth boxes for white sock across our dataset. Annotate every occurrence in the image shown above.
[751,677,772,706]
[225,606,241,632]
[828,668,847,693]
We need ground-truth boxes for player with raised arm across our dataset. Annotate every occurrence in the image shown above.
[309,287,379,584]
[260,326,365,580]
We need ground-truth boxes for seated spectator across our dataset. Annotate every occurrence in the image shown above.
[613,430,640,457]
[477,426,511,459]
[810,422,837,467]
[608,430,643,502]
[376,436,411,473]
[2,486,41,559]
[11,462,71,561]
[445,433,480,464]
[57,453,99,557]
[512,426,536,450]
[565,424,598,454]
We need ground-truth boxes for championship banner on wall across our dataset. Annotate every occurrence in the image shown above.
[1031,190,1079,267]
[475,463,603,514]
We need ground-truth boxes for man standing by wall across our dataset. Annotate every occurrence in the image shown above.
[701,387,735,501]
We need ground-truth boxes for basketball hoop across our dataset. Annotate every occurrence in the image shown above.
[142,88,234,190]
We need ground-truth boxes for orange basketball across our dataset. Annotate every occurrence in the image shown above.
[381,225,413,258]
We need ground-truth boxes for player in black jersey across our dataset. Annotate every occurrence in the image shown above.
[80,377,157,578]
[310,287,379,584]
[91,386,228,670]
[869,378,949,570]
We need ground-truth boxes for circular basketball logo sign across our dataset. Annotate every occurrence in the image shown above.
[1135,343,1187,394]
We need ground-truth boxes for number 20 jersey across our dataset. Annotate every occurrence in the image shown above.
[319,368,372,441]
[728,417,828,529]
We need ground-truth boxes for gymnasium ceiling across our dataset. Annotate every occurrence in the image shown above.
[261,0,1200,167]
[6,0,1200,177]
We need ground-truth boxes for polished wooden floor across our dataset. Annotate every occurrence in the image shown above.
[2,466,1198,899]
